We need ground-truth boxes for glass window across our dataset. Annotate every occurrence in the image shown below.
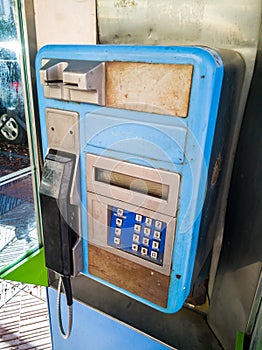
[0,0,27,146]
[0,0,41,274]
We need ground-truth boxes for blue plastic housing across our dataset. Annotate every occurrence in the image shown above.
[36,45,225,313]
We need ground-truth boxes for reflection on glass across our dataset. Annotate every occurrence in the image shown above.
[0,143,30,177]
[0,0,27,147]
[0,174,39,272]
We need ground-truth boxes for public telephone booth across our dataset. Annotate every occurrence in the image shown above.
[0,1,261,350]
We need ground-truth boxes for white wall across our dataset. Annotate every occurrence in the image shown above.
[33,0,96,49]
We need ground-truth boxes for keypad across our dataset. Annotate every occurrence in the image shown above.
[108,206,167,265]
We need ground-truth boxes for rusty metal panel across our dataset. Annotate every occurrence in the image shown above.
[106,62,193,117]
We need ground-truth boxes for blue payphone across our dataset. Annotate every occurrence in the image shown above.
[36,45,244,343]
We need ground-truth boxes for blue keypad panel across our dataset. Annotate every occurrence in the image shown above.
[108,206,167,266]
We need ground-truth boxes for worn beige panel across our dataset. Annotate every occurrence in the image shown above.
[34,0,96,49]
[106,62,193,117]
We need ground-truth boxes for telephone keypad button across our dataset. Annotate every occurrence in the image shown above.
[116,218,122,227]
[151,251,158,259]
[145,217,152,226]
[115,228,121,236]
[144,227,151,236]
[141,247,148,256]
[133,234,140,243]
[132,244,138,252]
[114,237,120,245]
[142,237,150,246]
[134,224,141,233]
[135,214,142,222]
[155,220,162,229]
[152,241,160,250]
[117,208,124,217]
[153,230,161,240]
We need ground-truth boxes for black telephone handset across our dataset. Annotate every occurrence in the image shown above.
[40,149,77,338]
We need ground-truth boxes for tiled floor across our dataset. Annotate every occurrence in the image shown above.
[0,284,52,349]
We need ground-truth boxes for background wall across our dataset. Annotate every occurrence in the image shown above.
[33,0,96,49]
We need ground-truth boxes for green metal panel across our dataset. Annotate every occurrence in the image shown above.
[0,248,48,286]
[235,332,244,350]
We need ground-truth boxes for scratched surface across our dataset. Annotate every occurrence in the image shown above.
[106,61,193,117]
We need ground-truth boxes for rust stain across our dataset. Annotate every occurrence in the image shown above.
[211,155,222,187]
[114,0,138,8]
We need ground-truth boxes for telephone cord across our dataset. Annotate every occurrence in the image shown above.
[57,276,73,339]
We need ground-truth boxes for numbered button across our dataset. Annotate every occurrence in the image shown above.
[145,217,152,226]
[132,244,138,252]
[114,237,120,245]
[116,218,122,227]
[141,247,148,256]
[115,228,121,236]
[134,224,141,233]
[133,234,140,243]
[142,237,150,246]
[144,227,151,236]
[153,230,161,240]
[135,214,142,222]
[152,241,160,250]
[151,251,158,259]
[117,208,124,217]
[155,220,162,229]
